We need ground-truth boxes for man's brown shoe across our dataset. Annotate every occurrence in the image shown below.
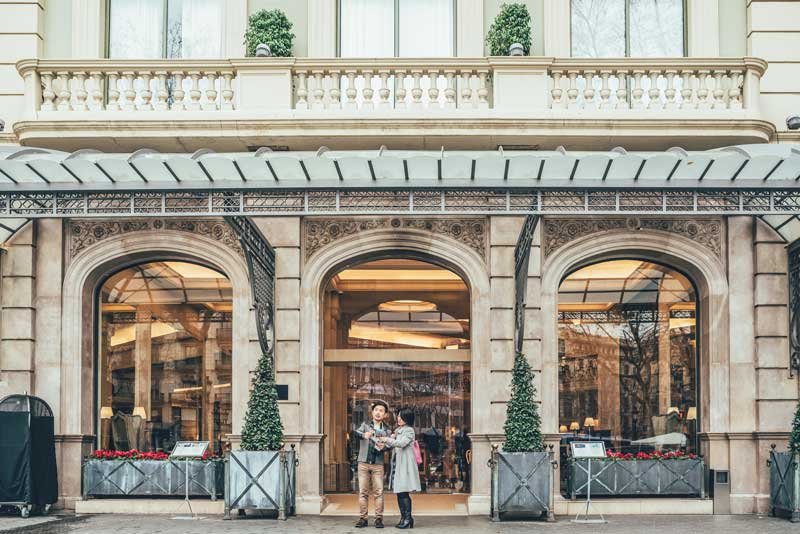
[355,518,368,528]
[375,518,384,528]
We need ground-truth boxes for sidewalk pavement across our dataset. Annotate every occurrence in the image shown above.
[1,514,800,534]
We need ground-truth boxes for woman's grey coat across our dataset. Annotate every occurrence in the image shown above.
[385,426,421,493]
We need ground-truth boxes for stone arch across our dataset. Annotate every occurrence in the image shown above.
[60,228,251,437]
[540,228,730,440]
[298,227,492,511]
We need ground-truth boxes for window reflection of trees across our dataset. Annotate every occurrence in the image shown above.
[558,260,697,454]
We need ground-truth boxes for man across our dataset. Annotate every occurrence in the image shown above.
[353,400,390,528]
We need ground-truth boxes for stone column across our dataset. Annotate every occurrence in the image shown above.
[0,222,36,398]
[658,302,672,414]
[251,217,318,510]
[727,216,758,514]
[133,319,152,421]
[753,218,795,513]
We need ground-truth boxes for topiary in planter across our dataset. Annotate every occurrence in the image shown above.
[503,351,544,452]
[790,399,800,455]
[240,352,283,451]
[244,9,295,57]
[486,3,532,56]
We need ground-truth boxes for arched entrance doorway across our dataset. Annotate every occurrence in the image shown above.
[321,257,472,496]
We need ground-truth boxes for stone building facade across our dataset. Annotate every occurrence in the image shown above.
[0,0,798,520]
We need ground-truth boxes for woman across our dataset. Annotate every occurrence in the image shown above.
[381,408,421,529]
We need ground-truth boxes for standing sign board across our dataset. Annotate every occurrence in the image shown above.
[170,441,209,519]
[570,441,606,459]
[170,441,209,459]
[570,441,607,524]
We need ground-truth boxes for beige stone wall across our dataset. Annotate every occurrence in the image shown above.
[748,0,800,134]
[0,1,43,132]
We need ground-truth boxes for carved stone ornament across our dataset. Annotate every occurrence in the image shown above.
[68,218,244,259]
[542,217,723,258]
[303,217,488,261]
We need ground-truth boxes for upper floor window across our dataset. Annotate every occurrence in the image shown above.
[571,0,685,57]
[339,0,455,57]
[108,0,223,59]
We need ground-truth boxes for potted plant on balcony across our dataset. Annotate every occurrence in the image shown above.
[486,3,532,56]
[244,9,295,57]
[768,400,800,521]
[225,352,295,519]
[82,449,224,499]
[490,351,553,520]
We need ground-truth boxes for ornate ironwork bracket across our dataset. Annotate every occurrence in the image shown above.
[514,215,540,355]
[225,216,276,360]
[789,241,800,377]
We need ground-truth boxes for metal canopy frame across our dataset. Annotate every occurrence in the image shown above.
[514,214,539,355]
[1,188,800,218]
[224,216,276,359]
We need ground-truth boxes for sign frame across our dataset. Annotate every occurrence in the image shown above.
[570,441,606,459]
[170,441,210,459]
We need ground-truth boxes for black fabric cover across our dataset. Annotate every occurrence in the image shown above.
[29,416,58,505]
[0,412,31,503]
[0,395,58,506]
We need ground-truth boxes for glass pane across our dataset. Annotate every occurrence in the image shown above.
[629,0,685,57]
[108,0,165,58]
[398,0,454,57]
[571,0,626,57]
[339,0,394,57]
[558,259,698,494]
[323,361,471,493]
[166,0,224,59]
[324,259,470,350]
[99,261,232,455]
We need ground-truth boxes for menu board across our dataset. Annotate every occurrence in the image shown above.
[170,441,209,459]
[570,441,606,459]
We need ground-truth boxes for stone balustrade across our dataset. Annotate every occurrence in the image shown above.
[15,57,766,116]
[548,58,766,111]
[291,59,492,111]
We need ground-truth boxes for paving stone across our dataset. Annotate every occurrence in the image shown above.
[2,513,799,534]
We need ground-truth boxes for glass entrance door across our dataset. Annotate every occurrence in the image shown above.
[321,258,472,495]
[323,361,471,494]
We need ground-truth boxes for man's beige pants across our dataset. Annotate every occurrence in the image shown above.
[357,462,384,520]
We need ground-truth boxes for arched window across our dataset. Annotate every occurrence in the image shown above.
[98,261,232,454]
[558,259,698,454]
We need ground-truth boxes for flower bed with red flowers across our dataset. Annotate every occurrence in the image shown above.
[83,450,225,498]
[605,450,699,461]
[90,449,220,461]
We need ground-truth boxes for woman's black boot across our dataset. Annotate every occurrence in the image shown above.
[395,494,407,528]
[396,495,413,529]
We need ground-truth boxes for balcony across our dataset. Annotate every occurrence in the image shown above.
[14,57,771,152]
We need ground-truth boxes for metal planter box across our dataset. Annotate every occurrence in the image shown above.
[768,448,800,522]
[82,459,223,498]
[490,450,554,521]
[224,449,296,520]
[568,458,705,498]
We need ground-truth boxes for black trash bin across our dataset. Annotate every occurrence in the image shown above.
[0,394,58,517]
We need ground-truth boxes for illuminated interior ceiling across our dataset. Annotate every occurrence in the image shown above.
[329,258,470,349]
[558,259,696,315]
[101,261,232,312]
[331,258,467,292]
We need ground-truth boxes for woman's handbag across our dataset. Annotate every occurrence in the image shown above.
[412,440,423,465]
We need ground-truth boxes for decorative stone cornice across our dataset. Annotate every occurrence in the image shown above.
[303,217,488,262]
[542,217,723,259]
[68,218,243,260]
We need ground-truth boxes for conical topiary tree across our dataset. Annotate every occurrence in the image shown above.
[241,352,284,451]
[790,400,800,455]
[503,351,544,452]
